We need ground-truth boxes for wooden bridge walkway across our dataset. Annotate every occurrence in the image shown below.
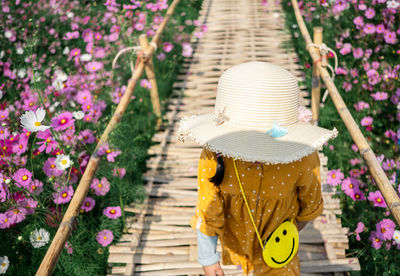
[107,0,360,274]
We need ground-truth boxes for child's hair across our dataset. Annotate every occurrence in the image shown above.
[209,153,225,186]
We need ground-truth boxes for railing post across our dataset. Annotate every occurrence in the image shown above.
[139,34,162,128]
[311,26,323,126]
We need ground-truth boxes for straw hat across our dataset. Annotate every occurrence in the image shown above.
[177,61,338,164]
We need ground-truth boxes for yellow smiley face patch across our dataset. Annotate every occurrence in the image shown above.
[262,220,299,268]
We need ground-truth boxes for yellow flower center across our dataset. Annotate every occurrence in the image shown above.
[85,202,90,206]
[332,174,336,179]
[51,164,55,168]
[74,52,78,56]
[19,144,23,149]
[1,263,5,267]
[46,138,51,142]
[60,119,66,124]
[61,159,67,165]
[83,96,87,99]
[4,218,8,223]
[86,105,91,110]
[375,238,380,242]
[14,210,19,214]
[92,66,96,70]
[381,228,386,233]
[62,192,68,198]
[349,184,353,189]
[106,149,111,154]
[32,186,36,190]
[98,183,102,188]
[35,121,41,126]
[0,130,3,134]
[355,194,360,199]
[22,175,28,181]
[103,236,107,240]
[29,102,34,106]
[37,236,42,240]
[377,198,382,203]
[0,115,4,118]
[110,209,116,214]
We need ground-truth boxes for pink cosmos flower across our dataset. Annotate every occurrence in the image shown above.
[53,185,74,204]
[36,129,59,153]
[140,79,152,89]
[75,90,92,104]
[19,198,38,215]
[90,177,110,196]
[112,167,126,179]
[339,43,351,55]
[384,31,397,44]
[79,129,95,144]
[12,136,28,155]
[43,157,64,177]
[382,159,396,171]
[97,143,121,162]
[85,61,104,72]
[376,24,385,34]
[352,48,363,59]
[0,110,9,121]
[371,92,388,101]
[12,168,32,188]
[354,101,370,111]
[69,48,81,59]
[182,42,193,57]
[376,219,395,241]
[163,42,174,53]
[82,29,94,43]
[363,23,375,34]
[51,111,75,131]
[368,190,387,208]
[369,231,382,249]
[96,229,114,246]
[360,116,373,131]
[354,222,365,241]
[5,207,27,224]
[341,177,359,196]
[28,179,43,195]
[349,158,362,166]
[81,197,96,212]
[63,31,79,40]
[103,206,122,219]
[326,169,344,186]
[342,81,352,92]
[0,127,9,139]
[157,52,166,61]
[94,47,106,59]
[353,16,364,27]
[0,183,8,202]
[364,8,375,19]
[0,213,11,229]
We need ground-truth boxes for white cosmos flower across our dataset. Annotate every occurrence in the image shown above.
[20,107,51,132]
[30,228,50,248]
[4,31,12,39]
[0,256,9,274]
[0,90,3,100]
[16,47,24,55]
[80,53,92,62]
[55,154,72,170]
[387,0,400,9]
[0,50,4,59]
[73,111,84,120]
[17,69,26,79]
[63,46,70,55]
[393,230,400,244]
[54,70,68,82]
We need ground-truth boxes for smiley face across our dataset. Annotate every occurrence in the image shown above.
[263,220,299,268]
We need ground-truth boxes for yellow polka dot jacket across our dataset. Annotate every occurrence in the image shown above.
[190,148,323,275]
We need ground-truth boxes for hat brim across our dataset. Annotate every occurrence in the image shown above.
[177,113,338,164]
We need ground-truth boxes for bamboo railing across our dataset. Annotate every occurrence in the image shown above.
[36,0,181,274]
[291,0,400,227]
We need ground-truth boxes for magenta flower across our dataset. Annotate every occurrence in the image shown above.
[79,129,95,144]
[354,222,365,241]
[352,48,363,59]
[19,198,38,215]
[382,159,396,171]
[371,92,388,101]
[69,48,81,58]
[51,111,75,131]
[0,110,9,121]
[96,229,114,247]
[376,24,385,34]
[326,169,344,186]
[350,189,366,201]
[103,206,122,219]
[53,185,74,204]
[97,143,121,162]
[354,101,370,111]
[5,207,27,224]
[341,177,359,196]
[112,167,126,179]
[384,31,397,44]
[376,219,395,241]
[368,190,387,208]
[364,8,375,19]
[28,179,43,195]
[43,157,64,177]
[75,90,92,104]
[0,183,8,203]
[363,23,375,34]
[36,129,59,153]
[82,28,94,43]
[163,42,174,53]
[369,231,382,249]
[182,42,193,57]
[353,16,364,27]
[12,168,32,188]
[140,79,152,89]
[12,136,28,155]
[90,177,110,196]
[339,43,351,55]
[360,116,373,130]
[81,197,96,212]
[85,61,104,72]
[0,213,11,229]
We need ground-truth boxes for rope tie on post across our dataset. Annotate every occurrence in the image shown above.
[306,42,338,103]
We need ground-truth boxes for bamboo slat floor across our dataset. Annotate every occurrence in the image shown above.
[107,0,361,275]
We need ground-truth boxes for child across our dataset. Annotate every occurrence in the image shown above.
[178,61,338,275]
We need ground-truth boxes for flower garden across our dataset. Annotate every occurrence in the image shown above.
[283,0,400,274]
[0,0,204,274]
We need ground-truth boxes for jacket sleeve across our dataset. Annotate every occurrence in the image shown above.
[295,151,324,222]
[197,230,220,266]
[190,148,225,236]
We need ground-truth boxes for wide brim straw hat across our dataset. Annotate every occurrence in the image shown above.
[177,61,338,164]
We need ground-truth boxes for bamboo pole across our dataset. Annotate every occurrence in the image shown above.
[291,0,400,227]
[36,0,181,275]
[311,27,322,125]
[139,34,162,128]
